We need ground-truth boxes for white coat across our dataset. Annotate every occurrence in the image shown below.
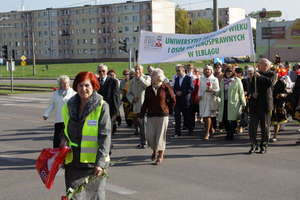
[198,74,220,117]
[43,88,76,123]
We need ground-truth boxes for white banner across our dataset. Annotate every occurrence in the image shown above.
[138,18,255,64]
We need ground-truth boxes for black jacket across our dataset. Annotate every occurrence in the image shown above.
[248,71,276,114]
[173,75,194,108]
[98,77,120,118]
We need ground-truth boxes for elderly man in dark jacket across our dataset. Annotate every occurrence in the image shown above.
[97,64,120,134]
[248,58,277,154]
[172,64,194,137]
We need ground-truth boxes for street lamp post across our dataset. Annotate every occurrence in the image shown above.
[213,0,219,31]
[32,32,36,76]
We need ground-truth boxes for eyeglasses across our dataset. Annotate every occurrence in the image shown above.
[98,70,105,73]
[124,73,129,75]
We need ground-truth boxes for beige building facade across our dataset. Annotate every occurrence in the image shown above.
[188,7,246,28]
[0,0,175,62]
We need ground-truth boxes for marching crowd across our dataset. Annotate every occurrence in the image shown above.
[42,58,300,200]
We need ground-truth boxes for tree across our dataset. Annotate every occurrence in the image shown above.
[175,7,190,34]
[176,6,213,34]
[189,18,213,34]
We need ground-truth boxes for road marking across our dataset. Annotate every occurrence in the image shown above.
[8,96,49,101]
[2,103,46,108]
[106,183,137,195]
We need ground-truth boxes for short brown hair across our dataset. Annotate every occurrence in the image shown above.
[73,71,100,92]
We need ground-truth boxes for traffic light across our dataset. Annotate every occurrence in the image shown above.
[12,49,16,60]
[2,45,8,59]
[119,39,128,53]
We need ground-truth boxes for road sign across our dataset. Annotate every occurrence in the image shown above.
[6,61,15,71]
[20,55,27,61]
[21,61,27,66]
[259,10,282,18]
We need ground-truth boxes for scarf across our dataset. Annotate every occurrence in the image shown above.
[224,78,234,91]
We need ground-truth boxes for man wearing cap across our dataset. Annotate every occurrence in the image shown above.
[248,58,276,154]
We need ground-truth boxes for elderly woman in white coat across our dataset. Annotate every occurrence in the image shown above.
[43,75,76,147]
[127,65,151,148]
[198,65,220,140]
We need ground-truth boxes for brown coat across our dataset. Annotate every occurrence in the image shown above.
[140,83,176,117]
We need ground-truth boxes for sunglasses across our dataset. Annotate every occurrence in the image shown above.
[98,70,106,73]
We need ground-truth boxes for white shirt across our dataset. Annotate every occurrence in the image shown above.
[43,88,76,123]
[179,74,186,87]
[100,75,108,84]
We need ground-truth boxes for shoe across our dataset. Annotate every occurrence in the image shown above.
[151,152,156,161]
[155,151,164,165]
[136,144,145,149]
[248,145,258,154]
[203,134,210,140]
[259,147,267,154]
[248,147,255,154]
[270,138,277,142]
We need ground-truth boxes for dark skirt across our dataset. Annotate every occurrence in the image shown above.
[53,122,64,148]
[271,107,288,125]
[65,167,106,200]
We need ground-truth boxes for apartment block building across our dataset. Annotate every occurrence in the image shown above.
[188,7,246,28]
[0,0,175,62]
[256,19,300,62]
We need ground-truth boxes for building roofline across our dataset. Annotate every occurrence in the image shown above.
[0,0,153,15]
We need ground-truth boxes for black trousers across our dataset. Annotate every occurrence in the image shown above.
[222,100,237,139]
[248,111,271,148]
[174,105,192,135]
[53,122,64,148]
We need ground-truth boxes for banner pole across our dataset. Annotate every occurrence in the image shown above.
[253,54,257,98]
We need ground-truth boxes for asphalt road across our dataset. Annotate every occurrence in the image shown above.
[0,92,300,200]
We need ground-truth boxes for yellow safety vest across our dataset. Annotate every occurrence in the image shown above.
[62,101,103,164]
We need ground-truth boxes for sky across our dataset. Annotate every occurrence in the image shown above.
[0,0,298,21]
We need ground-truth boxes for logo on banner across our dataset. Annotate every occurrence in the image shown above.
[144,35,163,49]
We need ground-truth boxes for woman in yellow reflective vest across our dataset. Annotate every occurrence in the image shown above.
[61,71,111,200]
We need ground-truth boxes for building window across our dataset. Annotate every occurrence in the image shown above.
[90,49,96,55]
[83,39,88,44]
[90,28,95,33]
[90,38,96,44]
[132,15,138,22]
[124,26,129,32]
